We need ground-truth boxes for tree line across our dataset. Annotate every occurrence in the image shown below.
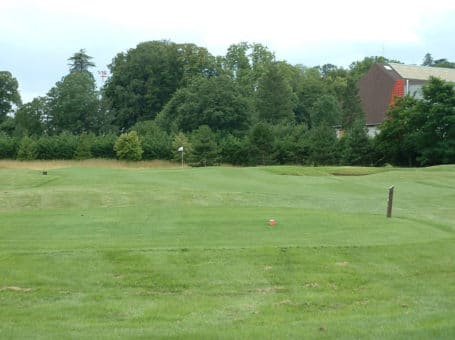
[0,42,453,166]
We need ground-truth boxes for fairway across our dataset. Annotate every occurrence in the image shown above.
[1,163,454,338]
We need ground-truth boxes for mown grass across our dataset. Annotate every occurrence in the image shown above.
[1,164,454,338]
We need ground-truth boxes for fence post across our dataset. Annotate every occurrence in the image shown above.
[387,186,394,218]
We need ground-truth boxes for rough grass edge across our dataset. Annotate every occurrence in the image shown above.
[0,159,184,170]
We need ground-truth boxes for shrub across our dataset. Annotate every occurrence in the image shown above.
[247,122,274,165]
[74,133,94,160]
[219,134,249,165]
[91,134,117,158]
[306,124,339,165]
[17,135,38,160]
[340,120,373,165]
[114,131,143,161]
[132,121,172,160]
[36,133,77,159]
[189,125,218,166]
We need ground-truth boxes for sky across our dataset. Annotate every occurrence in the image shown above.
[1,0,455,103]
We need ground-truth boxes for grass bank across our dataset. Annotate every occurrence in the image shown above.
[1,165,454,338]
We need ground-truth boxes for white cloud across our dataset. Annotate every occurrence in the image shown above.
[4,0,454,46]
[1,0,454,101]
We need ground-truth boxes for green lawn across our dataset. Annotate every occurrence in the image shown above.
[1,163,454,338]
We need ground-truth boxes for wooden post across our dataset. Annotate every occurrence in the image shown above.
[387,186,394,218]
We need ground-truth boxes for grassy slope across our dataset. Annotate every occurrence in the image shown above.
[0,164,454,338]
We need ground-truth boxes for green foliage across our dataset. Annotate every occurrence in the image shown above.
[272,123,309,165]
[224,42,252,82]
[171,132,192,163]
[114,131,143,161]
[189,125,218,166]
[271,127,297,164]
[306,124,339,165]
[340,119,373,165]
[415,77,455,165]
[0,132,17,158]
[293,66,326,126]
[248,122,274,165]
[178,43,218,85]
[14,97,48,136]
[47,72,99,134]
[0,71,21,121]
[7,40,454,167]
[157,75,251,134]
[74,133,94,160]
[376,77,455,166]
[375,96,420,166]
[17,135,38,160]
[0,116,16,135]
[311,64,363,129]
[68,49,95,74]
[432,59,455,68]
[132,120,172,160]
[340,77,364,128]
[93,95,116,135]
[256,63,296,124]
[35,133,78,159]
[218,134,249,165]
[422,53,434,66]
[223,42,275,95]
[104,41,216,130]
[90,133,117,158]
[422,53,455,68]
[310,94,341,127]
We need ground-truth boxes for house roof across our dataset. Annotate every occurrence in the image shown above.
[388,63,455,82]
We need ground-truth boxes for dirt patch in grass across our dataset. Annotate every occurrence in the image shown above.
[276,299,295,306]
[0,286,33,292]
[331,172,369,176]
[256,286,285,294]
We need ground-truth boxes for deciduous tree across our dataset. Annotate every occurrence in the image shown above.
[14,97,48,136]
[47,72,99,134]
[375,95,420,166]
[104,41,216,130]
[157,75,251,134]
[414,77,455,164]
[310,94,341,127]
[0,71,21,122]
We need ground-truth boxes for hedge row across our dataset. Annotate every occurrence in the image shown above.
[0,133,117,160]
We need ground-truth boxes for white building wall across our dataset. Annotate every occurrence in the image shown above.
[366,125,380,138]
[407,84,423,99]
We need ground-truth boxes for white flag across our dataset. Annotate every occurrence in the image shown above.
[178,146,184,152]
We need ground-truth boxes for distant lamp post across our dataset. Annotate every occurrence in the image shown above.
[178,146,184,167]
[98,70,107,83]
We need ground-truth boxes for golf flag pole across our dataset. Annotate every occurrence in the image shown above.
[178,146,184,167]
